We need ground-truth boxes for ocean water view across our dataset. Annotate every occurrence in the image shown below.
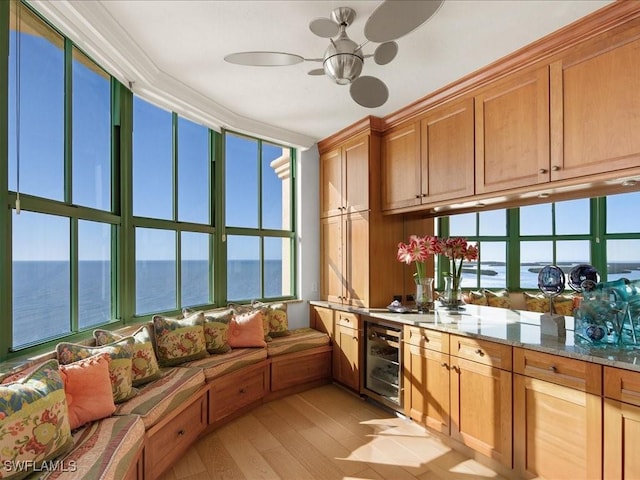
[12,260,284,347]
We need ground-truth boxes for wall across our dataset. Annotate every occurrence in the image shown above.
[287,144,320,328]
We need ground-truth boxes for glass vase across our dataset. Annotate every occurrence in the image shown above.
[414,277,434,313]
[441,274,463,310]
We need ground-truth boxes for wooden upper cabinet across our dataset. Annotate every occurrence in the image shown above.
[381,121,421,211]
[475,66,550,194]
[320,133,370,218]
[420,97,475,203]
[550,31,640,181]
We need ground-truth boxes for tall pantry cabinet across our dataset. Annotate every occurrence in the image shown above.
[319,119,404,308]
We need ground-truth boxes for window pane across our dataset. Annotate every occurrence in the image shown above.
[72,48,111,210]
[556,240,590,278]
[607,191,640,234]
[178,117,209,223]
[460,241,479,289]
[133,97,173,219]
[449,212,475,236]
[227,236,259,301]
[136,228,176,314]
[479,209,506,236]
[555,199,589,235]
[226,134,258,228]
[264,237,292,297]
[521,241,552,288]
[520,203,552,236]
[479,242,506,289]
[12,211,70,347]
[181,232,210,308]
[78,220,112,328]
[607,239,640,281]
[9,3,64,200]
[262,143,288,230]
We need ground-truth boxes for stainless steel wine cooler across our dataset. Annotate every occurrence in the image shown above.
[362,318,402,411]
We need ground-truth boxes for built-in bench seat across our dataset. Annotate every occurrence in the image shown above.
[181,347,268,381]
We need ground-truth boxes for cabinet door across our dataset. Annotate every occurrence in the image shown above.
[381,122,421,211]
[333,323,360,391]
[310,305,334,337]
[343,134,370,214]
[514,374,602,479]
[320,215,343,304]
[420,97,475,203]
[403,343,450,435]
[475,67,550,194]
[344,211,369,307]
[550,35,640,181]
[604,399,640,480]
[320,147,343,218]
[450,356,512,468]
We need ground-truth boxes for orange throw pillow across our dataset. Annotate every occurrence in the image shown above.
[59,352,116,430]
[227,310,268,348]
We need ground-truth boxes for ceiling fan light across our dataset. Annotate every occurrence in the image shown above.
[323,53,363,84]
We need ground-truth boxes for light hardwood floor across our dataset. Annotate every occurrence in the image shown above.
[158,385,506,480]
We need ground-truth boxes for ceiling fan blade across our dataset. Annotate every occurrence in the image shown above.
[364,0,444,43]
[308,68,325,76]
[309,17,340,38]
[224,51,304,66]
[350,76,389,108]
[374,41,398,66]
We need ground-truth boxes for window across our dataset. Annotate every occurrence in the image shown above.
[225,133,294,302]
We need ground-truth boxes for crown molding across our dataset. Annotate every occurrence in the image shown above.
[26,0,316,149]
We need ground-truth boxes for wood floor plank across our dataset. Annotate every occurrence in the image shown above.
[159,385,506,480]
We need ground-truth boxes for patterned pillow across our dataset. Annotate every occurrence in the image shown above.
[484,289,512,309]
[94,324,161,386]
[229,303,272,342]
[56,337,136,404]
[152,311,207,366]
[464,290,488,306]
[523,292,550,313]
[252,301,291,338]
[0,359,73,479]
[202,308,233,354]
[553,294,577,316]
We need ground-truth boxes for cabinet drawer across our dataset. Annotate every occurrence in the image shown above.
[145,389,207,479]
[271,346,332,391]
[209,361,268,423]
[604,366,640,406]
[450,335,512,370]
[336,312,360,329]
[404,325,449,353]
[514,348,601,395]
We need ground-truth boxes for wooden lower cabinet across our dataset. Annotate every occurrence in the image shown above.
[144,387,208,479]
[514,348,602,479]
[333,320,361,391]
[604,366,640,479]
[270,345,332,392]
[209,360,269,425]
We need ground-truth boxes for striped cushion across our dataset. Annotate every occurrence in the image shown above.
[181,348,267,381]
[266,328,330,357]
[113,366,205,429]
[32,415,144,480]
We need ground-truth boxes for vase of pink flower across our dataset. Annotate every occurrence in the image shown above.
[397,235,438,312]
[438,237,479,309]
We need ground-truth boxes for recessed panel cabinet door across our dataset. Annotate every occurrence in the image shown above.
[344,211,369,307]
[320,147,343,218]
[343,134,370,214]
[320,215,343,304]
[381,122,421,211]
[334,323,360,391]
[475,67,550,194]
[550,34,640,181]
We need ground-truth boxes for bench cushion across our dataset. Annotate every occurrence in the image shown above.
[266,328,330,357]
[181,348,267,381]
[30,415,145,480]
[113,366,205,430]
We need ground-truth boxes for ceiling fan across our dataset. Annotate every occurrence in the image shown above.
[224,0,444,108]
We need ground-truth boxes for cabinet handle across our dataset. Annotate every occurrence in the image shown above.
[539,168,547,174]
[452,365,460,373]
[441,362,449,369]
[177,429,185,436]
[423,335,430,342]
[415,194,420,199]
[551,165,561,171]
[421,194,427,197]
[353,336,358,341]
[475,348,484,356]
[239,388,246,394]
[549,365,557,373]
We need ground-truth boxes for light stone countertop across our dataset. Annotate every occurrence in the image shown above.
[310,300,640,373]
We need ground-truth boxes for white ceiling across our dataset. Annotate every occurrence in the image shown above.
[30,0,612,149]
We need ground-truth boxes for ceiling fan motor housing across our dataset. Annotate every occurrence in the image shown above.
[323,29,364,85]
